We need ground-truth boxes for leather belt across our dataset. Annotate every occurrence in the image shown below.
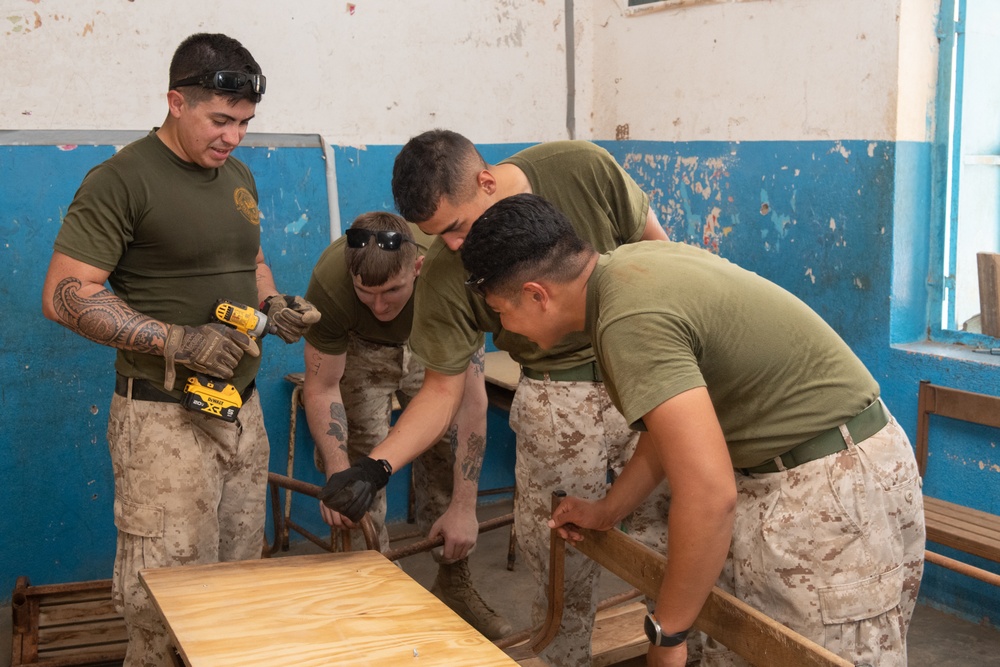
[115,374,255,404]
[522,361,602,383]
[739,399,889,475]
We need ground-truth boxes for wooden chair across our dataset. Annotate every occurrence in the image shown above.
[916,380,1000,586]
[504,492,852,667]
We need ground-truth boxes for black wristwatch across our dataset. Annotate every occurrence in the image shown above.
[643,613,690,647]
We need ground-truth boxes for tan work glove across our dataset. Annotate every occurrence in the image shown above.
[163,323,260,391]
[261,294,321,344]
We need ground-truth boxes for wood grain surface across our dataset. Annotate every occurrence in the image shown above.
[140,551,518,667]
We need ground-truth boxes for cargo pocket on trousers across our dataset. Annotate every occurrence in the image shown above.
[818,563,904,665]
[112,495,166,617]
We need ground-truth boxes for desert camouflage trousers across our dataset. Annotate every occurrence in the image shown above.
[325,335,455,555]
[107,387,269,667]
[510,376,671,667]
[705,404,925,667]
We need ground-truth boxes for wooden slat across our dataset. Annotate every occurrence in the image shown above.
[38,599,121,626]
[570,527,852,667]
[978,252,1000,337]
[591,601,647,667]
[919,382,1000,431]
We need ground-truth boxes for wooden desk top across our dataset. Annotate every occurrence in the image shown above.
[140,552,518,667]
[484,350,520,392]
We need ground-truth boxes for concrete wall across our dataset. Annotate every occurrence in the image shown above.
[2,0,998,627]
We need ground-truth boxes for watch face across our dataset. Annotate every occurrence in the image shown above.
[644,613,658,643]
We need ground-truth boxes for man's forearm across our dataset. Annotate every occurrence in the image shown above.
[371,369,465,472]
[50,277,166,353]
[303,394,350,476]
[448,349,488,510]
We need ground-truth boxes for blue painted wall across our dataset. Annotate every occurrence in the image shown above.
[2,136,997,628]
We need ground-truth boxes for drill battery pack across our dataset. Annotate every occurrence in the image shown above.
[182,375,243,422]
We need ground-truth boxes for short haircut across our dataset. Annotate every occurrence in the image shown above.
[344,211,418,287]
[169,33,263,106]
[461,193,593,300]
[391,129,488,223]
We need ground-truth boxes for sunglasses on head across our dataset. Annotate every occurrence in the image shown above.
[464,273,492,298]
[170,70,266,95]
[345,228,413,251]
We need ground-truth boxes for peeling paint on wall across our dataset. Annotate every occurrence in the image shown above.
[623,151,737,253]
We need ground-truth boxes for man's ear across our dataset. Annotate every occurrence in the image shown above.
[477,169,497,196]
[166,90,187,118]
[522,281,549,308]
[413,254,425,277]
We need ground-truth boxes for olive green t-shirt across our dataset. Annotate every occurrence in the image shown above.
[585,241,880,468]
[409,140,650,375]
[53,131,263,393]
[304,226,434,355]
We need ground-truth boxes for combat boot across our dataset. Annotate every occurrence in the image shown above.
[430,558,513,640]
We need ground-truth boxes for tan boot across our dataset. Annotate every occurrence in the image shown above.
[430,558,513,640]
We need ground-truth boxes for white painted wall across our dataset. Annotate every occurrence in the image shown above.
[1,0,939,144]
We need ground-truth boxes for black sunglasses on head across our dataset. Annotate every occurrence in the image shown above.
[170,70,266,95]
[345,228,413,251]
[464,273,492,298]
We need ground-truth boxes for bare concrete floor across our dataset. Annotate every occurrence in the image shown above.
[4,497,999,666]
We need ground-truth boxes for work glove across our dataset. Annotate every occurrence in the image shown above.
[320,456,392,523]
[261,294,321,344]
[162,323,260,391]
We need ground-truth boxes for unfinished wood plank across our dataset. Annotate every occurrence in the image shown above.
[591,601,647,667]
[978,252,1000,337]
[569,527,852,667]
[141,551,518,667]
[38,599,121,626]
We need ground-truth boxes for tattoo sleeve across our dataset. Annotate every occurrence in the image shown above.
[326,401,349,451]
[471,346,485,378]
[52,277,165,353]
[460,431,486,483]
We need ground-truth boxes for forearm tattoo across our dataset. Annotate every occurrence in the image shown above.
[52,278,164,353]
[327,401,349,455]
[461,431,486,483]
[471,347,485,378]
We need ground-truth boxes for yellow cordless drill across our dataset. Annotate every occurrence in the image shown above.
[181,299,275,422]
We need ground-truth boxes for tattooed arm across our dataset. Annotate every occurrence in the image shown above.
[41,251,167,353]
[301,341,353,527]
[254,246,280,305]
[427,346,489,561]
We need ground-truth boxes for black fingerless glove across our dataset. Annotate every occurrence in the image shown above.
[319,456,392,522]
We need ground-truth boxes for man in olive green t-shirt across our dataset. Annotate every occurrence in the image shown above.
[459,193,925,667]
[302,211,510,639]
[41,34,318,667]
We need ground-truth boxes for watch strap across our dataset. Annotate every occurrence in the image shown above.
[643,612,690,647]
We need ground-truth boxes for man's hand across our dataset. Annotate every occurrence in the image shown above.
[547,495,617,543]
[262,294,321,343]
[428,504,479,562]
[163,323,260,390]
[319,456,391,522]
[318,500,356,529]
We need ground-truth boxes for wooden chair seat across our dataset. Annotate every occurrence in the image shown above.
[916,381,1000,586]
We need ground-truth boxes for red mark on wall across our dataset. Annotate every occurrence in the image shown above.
[347,3,356,14]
